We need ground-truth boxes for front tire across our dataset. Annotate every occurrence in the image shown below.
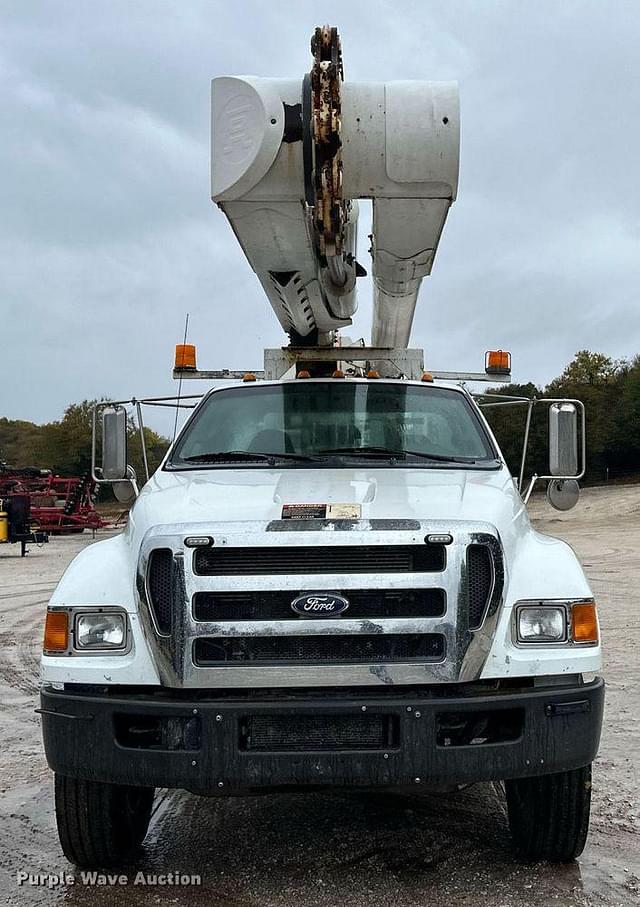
[505,764,592,862]
[55,775,154,867]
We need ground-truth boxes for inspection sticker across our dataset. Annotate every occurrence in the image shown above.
[281,503,361,520]
[327,503,361,519]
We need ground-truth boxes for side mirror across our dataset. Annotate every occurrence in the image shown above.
[102,407,128,480]
[549,402,578,477]
[547,478,580,511]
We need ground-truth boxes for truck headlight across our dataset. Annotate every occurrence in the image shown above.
[516,605,567,643]
[75,612,127,650]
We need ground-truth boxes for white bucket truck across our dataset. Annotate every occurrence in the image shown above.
[40,27,603,867]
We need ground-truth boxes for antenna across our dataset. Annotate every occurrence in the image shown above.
[172,313,190,444]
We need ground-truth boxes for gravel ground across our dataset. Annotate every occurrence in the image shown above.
[0,485,638,906]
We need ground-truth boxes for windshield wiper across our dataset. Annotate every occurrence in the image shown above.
[182,448,484,466]
[319,446,477,464]
[182,450,325,464]
[401,449,479,463]
[319,446,406,459]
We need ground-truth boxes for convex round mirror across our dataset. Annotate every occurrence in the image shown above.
[112,466,138,505]
[547,478,580,512]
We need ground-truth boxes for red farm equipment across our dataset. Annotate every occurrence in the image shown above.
[0,465,107,553]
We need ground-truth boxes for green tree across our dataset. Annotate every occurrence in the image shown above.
[547,351,625,481]
[0,418,41,466]
[482,382,548,482]
[0,400,170,491]
[548,350,625,389]
[608,356,640,476]
[484,351,637,486]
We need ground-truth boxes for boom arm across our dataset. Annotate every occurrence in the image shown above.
[211,27,459,353]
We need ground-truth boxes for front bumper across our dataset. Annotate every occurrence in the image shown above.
[41,678,604,793]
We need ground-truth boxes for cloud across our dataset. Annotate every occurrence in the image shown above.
[2,0,639,429]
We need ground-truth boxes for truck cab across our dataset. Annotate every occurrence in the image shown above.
[40,372,603,867]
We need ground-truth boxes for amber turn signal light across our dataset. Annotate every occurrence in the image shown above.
[174,343,197,370]
[44,610,69,652]
[571,601,598,644]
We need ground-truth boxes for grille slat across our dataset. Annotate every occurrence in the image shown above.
[194,544,445,576]
[193,588,446,622]
[193,633,445,666]
[147,549,174,634]
[467,544,493,630]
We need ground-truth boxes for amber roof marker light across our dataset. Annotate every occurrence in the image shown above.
[174,343,197,371]
[485,350,511,377]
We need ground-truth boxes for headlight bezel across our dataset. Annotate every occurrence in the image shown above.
[74,610,128,651]
[515,603,568,644]
[513,599,598,647]
[43,606,131,656]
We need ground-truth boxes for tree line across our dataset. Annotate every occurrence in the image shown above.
[1,350,638,487]
[484,350,640,484]
[0,400,170,489]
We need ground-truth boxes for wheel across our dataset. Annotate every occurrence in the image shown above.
[54,774,154,867]
[505,764,592,862]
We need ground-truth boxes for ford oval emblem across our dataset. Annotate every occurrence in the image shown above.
[291,593,350,617]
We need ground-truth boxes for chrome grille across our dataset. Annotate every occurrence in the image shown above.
[137,521,505,688]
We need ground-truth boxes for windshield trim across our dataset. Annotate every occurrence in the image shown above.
[163,379,501,472]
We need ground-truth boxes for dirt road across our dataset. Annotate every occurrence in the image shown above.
[0,486,638,906]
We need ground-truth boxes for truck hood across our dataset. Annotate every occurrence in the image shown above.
[129,465,527,541]
[50,463,595,683]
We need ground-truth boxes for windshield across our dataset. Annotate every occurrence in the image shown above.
[168,382,497,468]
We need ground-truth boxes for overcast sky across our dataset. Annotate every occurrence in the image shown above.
[2,0,639,433]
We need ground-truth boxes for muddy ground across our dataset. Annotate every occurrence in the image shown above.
[0,485,638,906]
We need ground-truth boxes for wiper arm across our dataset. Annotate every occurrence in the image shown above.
[319,446,407,459]
[182,450,325,463]
[401,449,476,463]
[319,446,478,464]
[183,451,273,463]
[256,451,327,462]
